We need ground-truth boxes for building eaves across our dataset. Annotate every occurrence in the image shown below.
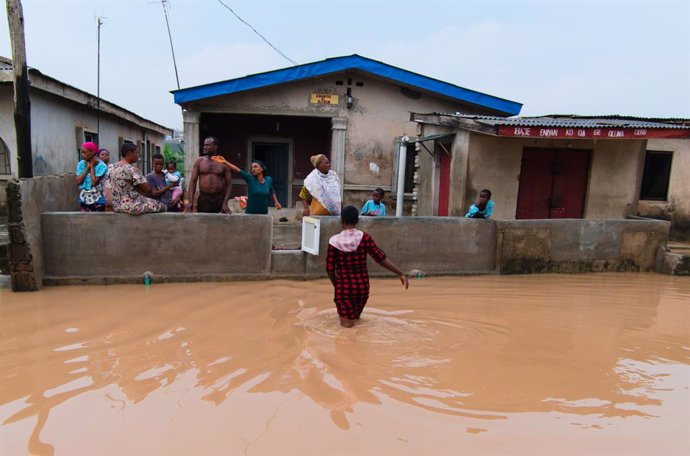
[171,54,523,116]
[0,56,172,135]
[436,113,690,130]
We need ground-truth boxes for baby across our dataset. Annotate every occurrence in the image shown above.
[164,161,184,211]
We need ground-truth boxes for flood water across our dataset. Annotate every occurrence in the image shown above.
[1,274,688,455]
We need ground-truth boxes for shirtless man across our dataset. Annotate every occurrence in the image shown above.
[187,136,233,213]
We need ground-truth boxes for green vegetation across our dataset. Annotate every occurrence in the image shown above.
[163,143,185,173]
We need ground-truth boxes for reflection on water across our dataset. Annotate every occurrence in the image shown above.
[0,274,688,455]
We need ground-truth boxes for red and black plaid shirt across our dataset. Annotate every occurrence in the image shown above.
[326,232,387,299]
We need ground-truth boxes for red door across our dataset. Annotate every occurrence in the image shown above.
[516,148,590,219]
[549,150,590,218]
[437,145,451,216]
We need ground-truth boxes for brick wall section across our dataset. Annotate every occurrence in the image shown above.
[7,181,36,291]
[6,175,79,291]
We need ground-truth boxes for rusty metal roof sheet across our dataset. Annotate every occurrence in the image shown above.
[436,113,690,129]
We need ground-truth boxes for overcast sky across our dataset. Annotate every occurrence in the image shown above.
[2,0,688,129]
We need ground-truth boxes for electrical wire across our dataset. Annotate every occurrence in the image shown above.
[215,0,298,66]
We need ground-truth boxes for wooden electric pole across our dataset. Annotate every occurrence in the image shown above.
[6,0,33,178]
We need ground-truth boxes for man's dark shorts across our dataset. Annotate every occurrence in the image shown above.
[197,192,225,213]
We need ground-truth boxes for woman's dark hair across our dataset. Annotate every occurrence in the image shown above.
[341,205,359,225]
[374,187,385,197]
[120,142,137,158]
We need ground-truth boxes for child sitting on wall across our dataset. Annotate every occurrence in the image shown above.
[465,189,494,219]
[361,188,387,216]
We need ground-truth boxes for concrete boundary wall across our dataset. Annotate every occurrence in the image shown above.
[305,216,497,276]
[38,214,670,286]
[5,172,672,289]
[42,213,272,280]
[496,219,670,274]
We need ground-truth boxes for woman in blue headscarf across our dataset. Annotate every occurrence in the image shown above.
[211,156,282,214]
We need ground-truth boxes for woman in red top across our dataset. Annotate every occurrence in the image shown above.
[326,206,409,327]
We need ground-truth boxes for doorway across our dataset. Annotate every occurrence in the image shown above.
[251,141,291,207]
[516,148,591,219]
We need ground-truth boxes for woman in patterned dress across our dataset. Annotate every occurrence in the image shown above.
[109,143,166,215]
[326,206,409,328]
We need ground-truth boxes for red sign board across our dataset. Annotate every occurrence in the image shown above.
[497,125,690,139]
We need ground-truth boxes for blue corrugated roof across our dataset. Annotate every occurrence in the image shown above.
[172,55,522,116]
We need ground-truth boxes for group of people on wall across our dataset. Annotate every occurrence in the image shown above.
[75,136,493,219]
[74,137,495,329]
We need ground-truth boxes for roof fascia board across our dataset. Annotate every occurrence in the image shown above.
[412,113,497,135]
[173,55,522,116]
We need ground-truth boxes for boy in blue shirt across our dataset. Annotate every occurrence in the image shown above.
[465,189,494,219]
[361,188,386,216]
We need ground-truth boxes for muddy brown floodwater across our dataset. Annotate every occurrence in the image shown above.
[0,273,688,455]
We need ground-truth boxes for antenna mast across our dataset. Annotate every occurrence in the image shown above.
[96,15,103,136]
[161,0,180,89]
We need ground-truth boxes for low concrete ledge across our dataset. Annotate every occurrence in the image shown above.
[656,246,690,276]
[271,250,306,274]
[42,212,272,278]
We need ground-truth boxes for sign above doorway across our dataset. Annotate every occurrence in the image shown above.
[309,93,339,105]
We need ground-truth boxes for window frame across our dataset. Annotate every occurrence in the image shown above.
[639,150,673,201]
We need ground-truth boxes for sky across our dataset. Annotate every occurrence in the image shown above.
[1,0,689,130]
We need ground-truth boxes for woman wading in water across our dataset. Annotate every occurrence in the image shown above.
[326,206,409,328]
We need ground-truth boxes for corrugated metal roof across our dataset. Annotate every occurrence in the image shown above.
[437,113,690,130]
[172,55,523,116]
[0,55,172,133]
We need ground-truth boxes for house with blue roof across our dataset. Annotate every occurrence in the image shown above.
[172,54,521,210]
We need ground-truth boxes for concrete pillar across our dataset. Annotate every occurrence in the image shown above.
[449,130,471,216]
[183,110,201,182]
[330,118,347,187]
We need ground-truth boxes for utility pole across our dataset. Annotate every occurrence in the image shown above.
[6,0,33,178]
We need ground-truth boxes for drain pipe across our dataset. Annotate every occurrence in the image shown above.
[395,136,409,217]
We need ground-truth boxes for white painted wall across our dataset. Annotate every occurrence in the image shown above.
[0,86,167,174]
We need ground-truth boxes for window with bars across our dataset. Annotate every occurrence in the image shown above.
[0,137,11,175]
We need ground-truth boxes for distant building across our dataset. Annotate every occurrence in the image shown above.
[0,56,172,208]
[411,113,690,236]
[172,55,521,209]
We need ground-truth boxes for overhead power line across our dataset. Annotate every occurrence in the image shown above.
[215,0,298,66]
